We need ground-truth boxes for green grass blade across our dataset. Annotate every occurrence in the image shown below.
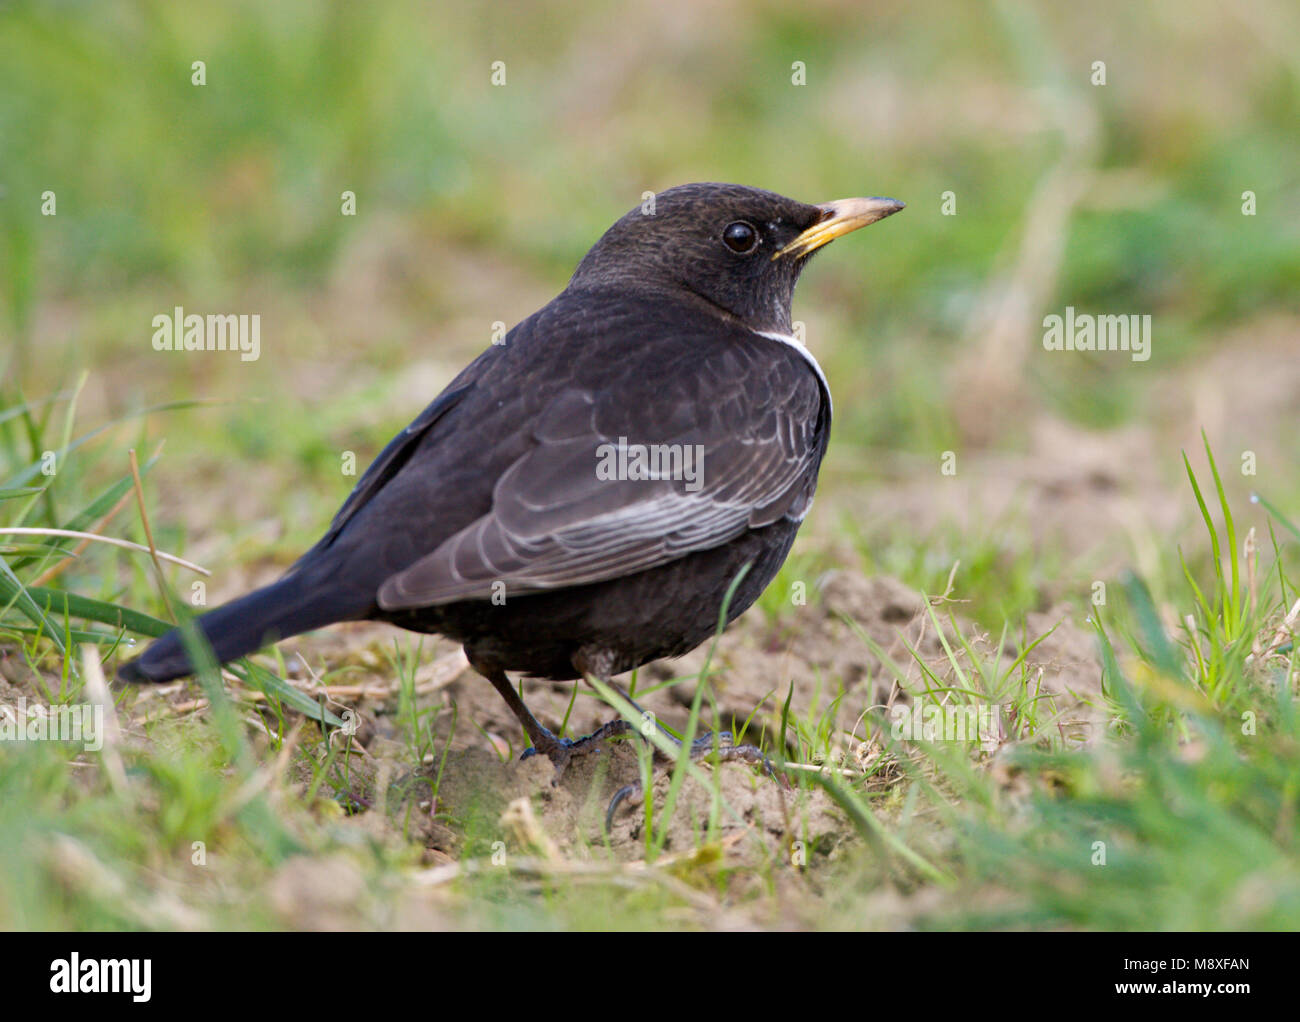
[24,585,172,637]
[1252,492,1300,543]
[0,559,66,655]
[1122,572,1183,681]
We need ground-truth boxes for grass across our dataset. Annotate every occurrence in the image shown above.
[1,380,1296,928]
[1,0,1298,930]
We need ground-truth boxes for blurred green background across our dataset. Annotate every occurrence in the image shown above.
[2,0,1299,934]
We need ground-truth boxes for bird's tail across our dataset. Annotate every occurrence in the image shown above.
[117,571,364,684]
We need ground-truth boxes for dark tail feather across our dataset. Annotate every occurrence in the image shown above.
[118,573,363,684]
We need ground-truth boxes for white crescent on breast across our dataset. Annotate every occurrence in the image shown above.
[752,329,832,416]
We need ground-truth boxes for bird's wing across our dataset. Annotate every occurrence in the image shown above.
[376,342,826,608]
[312,381,477,552]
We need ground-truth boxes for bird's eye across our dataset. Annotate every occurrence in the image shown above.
[721,221,759,254]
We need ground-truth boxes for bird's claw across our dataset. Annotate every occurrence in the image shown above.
[602,729,785,831]
[520,718,636,785]
[513,708,784,828]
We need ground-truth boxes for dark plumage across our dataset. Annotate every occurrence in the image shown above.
[120,182,904,799]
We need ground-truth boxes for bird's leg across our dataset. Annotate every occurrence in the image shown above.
[479,664,635,783]
[474,654,784,819]
[568,654,787,832]
[604,719,786,832]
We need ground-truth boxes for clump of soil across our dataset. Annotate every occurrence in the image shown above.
[410,741,847,865]
[643,571,1104,748]
[323,571,1104,867]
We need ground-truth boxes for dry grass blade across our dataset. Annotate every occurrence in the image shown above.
[129,447,177,623]
[80,644,128,794]
[0,527,209,575]
[30,488,135,587]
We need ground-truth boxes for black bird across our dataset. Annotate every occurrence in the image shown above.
[120,182,904,803]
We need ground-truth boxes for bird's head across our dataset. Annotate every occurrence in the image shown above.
[567,182,904,334]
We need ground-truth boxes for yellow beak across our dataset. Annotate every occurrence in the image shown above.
[774,196,905,259]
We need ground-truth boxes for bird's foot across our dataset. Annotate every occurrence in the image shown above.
[604,729,786,832]
[520,717,636,783]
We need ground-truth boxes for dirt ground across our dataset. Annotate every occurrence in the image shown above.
[4,318,1294,926]
[186,561,1105,873]
[192,321,1300,874]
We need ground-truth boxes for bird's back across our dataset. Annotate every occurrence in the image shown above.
[306,289,831,606]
